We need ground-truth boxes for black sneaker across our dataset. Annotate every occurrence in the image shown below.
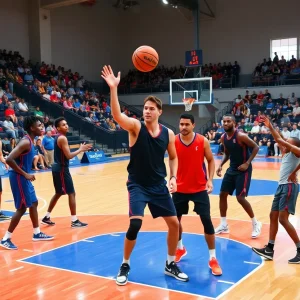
[71,219,88,228]
[116,263,130,286]
[288,252,300,264]
[252,245,274,260]
[164,261,189,282]
[0,212,11,221]
[41,216,55,226]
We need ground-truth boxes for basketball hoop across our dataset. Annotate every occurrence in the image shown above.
[182,98,195,111]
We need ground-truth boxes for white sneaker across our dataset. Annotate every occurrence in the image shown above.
[215,224,229,234]
[252,221,262,238]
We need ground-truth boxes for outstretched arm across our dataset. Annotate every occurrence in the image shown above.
[58,136,92,160]
[101,65,139,133]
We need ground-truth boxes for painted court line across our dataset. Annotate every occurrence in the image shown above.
[23,249,33,252]
[9,266,24,272]
[110,234,120,236]
[81,239,94,243]
[217,280,234,285]
[244,261,260,265]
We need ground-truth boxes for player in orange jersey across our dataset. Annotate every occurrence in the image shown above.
[172,114,222,276]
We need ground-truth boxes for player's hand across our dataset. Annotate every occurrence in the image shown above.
[101,65,121,88]
[216,166,222,177]
[4,163,9,170]
[260,115,271,128]
[237,162,249,172]
[206,179,213,194]
[288,172,298,183]
[79,143,92,152]
[25,173,35,181]
[169,177,177,193]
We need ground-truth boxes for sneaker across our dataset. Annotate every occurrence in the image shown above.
[165,261,189,282]
[209,258,222,276]
[116,263,130,286]
[32,232,54,241]
[215,224,229,235]
[41,216,55,226]
[288,252,300,264]
[71,219,88,228]
[175,247,187,263]
[0,212,11,220]
[0,238,17,250]
[252,221,262,239]
[252,245,274,260]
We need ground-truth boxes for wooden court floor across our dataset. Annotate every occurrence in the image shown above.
[1,157,300,300]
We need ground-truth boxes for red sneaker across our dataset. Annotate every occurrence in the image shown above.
[175,247,187,263]
[209,258,222,276]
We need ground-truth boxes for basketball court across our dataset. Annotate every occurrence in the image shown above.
[1,155,300,300]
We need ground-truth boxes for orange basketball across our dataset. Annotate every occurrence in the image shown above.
[132,46,159,72]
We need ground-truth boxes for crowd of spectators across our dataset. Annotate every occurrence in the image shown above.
[206,90,300,156]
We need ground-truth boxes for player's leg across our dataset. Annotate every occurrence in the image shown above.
[172,192,189,262]
[0,176,10,220]
[215,172,235,234]
[235,167,262,238]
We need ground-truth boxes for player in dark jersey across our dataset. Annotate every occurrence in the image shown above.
[215,114,262,238]
[102,65,188,286]
[0,139,10,220]
[0,116,54,250]
[41,117,91,228]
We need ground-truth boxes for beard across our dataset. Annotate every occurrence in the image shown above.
[224,126,234,132]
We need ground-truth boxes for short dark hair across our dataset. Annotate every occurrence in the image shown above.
[23,116,40,133]
[54,117,66,129]
[180,114,195,124]
[290,137,300,147]
[144,95,162,110]
[223,114,236,122]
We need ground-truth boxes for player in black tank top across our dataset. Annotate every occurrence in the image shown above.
[215,114,262,238]
[41,117,92,228]
[101,65,189,286]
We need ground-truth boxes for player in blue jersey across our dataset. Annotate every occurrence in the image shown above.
[215,114,262,238]
[41,117,91,228]
[0,116,54,250]
[102,65,189,286]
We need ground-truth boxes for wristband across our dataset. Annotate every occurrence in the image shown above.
[170,176,177,180]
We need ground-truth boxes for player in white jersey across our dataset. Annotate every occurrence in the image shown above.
[252,116,300,263]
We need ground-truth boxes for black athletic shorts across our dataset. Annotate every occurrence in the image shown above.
[52,168,75,195]
[220,167,252,197]
[127,181,177,219]
[172,190,210,216]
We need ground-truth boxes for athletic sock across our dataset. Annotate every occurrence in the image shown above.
[296,242,300,252]
[177,239,184,250]
[221,217,227,226]
[252,217,257,225]
[209,249,216,260]
[33,227,40,235]
[122,258,130,265]
[167,255,175,265]
[3,231,12,241]
[268,240,275,250]
[46,212,51,218]
[71,215,77,222]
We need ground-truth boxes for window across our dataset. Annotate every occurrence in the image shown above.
[271,38,298,60]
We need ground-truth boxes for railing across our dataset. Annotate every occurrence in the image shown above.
[14,84,129,151]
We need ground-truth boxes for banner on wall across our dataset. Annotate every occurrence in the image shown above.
[257,146,268,157]
[69,155,81,166]
[210,144,219,155]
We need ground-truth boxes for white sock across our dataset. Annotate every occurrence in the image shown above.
[3,231,12,241]
[71,215,77,222]
[221,217,227,226]
[46,212,51,218]
[251,217,257,225]
[177,239,184,250]
[167,255,175,265]
[122,258,130,265]
[209,249,216,260]
[33,227,40,235]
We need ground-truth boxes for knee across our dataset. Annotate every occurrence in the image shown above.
[279,213,288,225]
[236,196,245,203]
[126,218,142,241]
[200,215,215,235]
[17,207,27,215]
[269,211,278,222]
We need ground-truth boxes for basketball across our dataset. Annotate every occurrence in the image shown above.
[132,46,159,72]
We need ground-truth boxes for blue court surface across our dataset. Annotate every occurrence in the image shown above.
[21,232,263,298]
[0,209,28,222]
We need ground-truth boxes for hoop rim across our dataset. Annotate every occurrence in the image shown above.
[182,98,195,104]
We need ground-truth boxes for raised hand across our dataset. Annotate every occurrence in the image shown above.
[79,143,93,152]
[260,115,271,128]
[101,65,121,88]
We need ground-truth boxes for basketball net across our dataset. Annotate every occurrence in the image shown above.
[182,98,195,111]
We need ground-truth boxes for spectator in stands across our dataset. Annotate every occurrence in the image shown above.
[34,106,44,118]
[290,123,300,139]
[256,91,264,104]
[24,71,34,85]
[3,116,18,139]
[266,98,274,113]
[292,101,300,116]
[251,121,260,134]
[2,138,16,157]
[281,126,290,139]
[42,130,54,167]
[18,98,28,113]
[281,113,290,126]
[4,103,17,123]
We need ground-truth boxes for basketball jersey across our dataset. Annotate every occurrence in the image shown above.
[12,135,35,174]
[279,152,300,185]
[52,135,69,172]
[127,121,168,186]
[176,133,207,193]
[223,130,251,174]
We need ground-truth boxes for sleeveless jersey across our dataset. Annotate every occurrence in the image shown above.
[12,135,35,174]
[52,135,69,172]
[279,152,300,185]
[175,133,207,193]
[127,122,168,186]
[223,130,251,174]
